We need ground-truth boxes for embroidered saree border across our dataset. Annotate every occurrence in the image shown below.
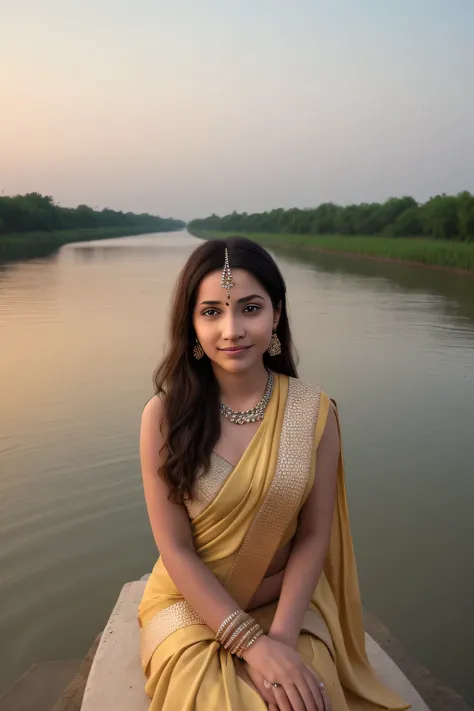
[140,602,334,672]
[140,601,205,669]
[223,377,321,609]
[184,453,234,520]
[140,377,322,671]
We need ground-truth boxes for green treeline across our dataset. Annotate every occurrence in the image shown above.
[0,192,185,260]
[0,192,184,235]
[188,192,474,242]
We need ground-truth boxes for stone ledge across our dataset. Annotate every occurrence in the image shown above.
[79,581,149,711]
[50,635,101,711]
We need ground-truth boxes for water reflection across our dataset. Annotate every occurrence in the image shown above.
[66,231,199,264]
[269,243,474,328]
[0,231,473,703]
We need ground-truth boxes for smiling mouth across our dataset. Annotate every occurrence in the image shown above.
[219,345,251,352]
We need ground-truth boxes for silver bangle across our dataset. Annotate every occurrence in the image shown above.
[232,623,260,656]
[224,621,251,649]
[237,627,264,656]
[219,611,247,644]
[216,610,241,639]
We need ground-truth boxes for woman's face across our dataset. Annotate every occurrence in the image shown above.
[193,268,280,374]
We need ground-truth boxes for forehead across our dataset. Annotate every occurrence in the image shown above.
[196,268,268,301]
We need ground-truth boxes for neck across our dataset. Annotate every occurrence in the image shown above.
[213,362,270,409]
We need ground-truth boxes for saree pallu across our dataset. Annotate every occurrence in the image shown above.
[138,374,409,711]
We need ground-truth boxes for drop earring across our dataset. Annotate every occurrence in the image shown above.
[267,331,282,356]
[193,339,204,359]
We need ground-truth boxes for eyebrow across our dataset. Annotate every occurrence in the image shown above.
[200,293,265,305]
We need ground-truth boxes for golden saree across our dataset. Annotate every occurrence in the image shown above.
[138,374,410,711]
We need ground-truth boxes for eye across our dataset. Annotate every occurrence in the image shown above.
[244,304,261,313]
[202,308,220,317]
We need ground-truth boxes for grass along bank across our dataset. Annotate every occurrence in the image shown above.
[0,225,177,262]
[189,230,474,273]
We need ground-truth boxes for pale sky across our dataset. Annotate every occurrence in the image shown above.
[2,0,473,221]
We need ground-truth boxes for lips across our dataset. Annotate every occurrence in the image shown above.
[220,346,251,352]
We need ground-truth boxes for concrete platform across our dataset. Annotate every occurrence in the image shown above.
[51,636,101,711]
[79,580,436,711]
[80,582,149,711]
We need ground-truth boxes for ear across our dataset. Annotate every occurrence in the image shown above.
[273,300,282,329]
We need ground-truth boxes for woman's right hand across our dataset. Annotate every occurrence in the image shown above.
[242,635,326,711]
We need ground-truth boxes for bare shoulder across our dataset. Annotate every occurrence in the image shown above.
[140,395,167,465]
[142,394,164,421]
[139,394,193,553]
[141,394,166,433]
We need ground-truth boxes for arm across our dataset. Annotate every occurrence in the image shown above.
[140,396,245,634]
[247,569,285,610]
[268,403,340,647]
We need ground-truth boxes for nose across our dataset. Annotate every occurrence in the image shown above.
[221,308,246,342]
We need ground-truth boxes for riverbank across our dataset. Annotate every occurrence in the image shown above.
[0,226,181,262]
[189,229,474,274]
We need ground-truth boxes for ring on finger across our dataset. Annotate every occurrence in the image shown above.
[263,679,282,689]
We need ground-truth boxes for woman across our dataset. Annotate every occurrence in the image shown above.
[138,237,409,711]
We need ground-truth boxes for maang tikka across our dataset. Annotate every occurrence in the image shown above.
[193,247,235,360]
[221,247,234,305]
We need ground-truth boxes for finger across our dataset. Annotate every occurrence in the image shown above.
[293,672,318,711]
[282,681,307,711]
[256,681,275,705]
[303,669,326,711]
[272,685,293,711]
[248,671,274,704]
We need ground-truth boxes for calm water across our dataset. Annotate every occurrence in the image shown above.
[1,232,473,703]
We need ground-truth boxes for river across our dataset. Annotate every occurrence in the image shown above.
[0,231,473,703]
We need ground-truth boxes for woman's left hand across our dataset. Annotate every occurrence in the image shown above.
[243,662,276,707]
[242,635,325,711]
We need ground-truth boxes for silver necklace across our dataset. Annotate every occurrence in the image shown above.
[220,371,274,425]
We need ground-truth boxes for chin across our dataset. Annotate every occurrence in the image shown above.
[220,361,251,374]
[214,351,263,374]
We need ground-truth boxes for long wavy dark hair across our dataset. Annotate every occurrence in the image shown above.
[153,236,298,503]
